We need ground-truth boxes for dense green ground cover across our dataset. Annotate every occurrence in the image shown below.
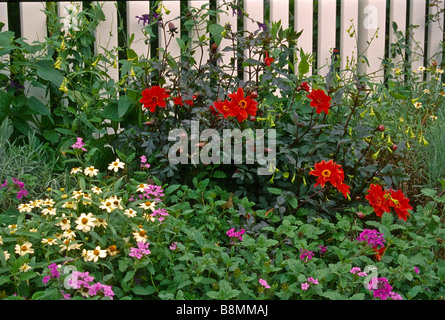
[0,1,443,300]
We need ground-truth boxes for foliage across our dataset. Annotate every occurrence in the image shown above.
[0,0,444,301]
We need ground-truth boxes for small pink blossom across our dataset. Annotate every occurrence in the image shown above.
[301,282,310,290]
[71,137,87,152]
[259,279,270,289]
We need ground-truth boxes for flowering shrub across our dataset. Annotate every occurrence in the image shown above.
[0,0,444,301]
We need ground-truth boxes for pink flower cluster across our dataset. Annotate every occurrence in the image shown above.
[71,137,87,152]
[152,207,169,222]
[357,229,385,248]
[350,266,368,277]
[129,241,151,259]
[367,277,403,300]
[301,277,319,290]
[227,228,246,242]
[299,248,315,262]
[169,241,181,251]
[42,263,61,284]
[259,279,270,289]
[66,271,115,300]
[1,177,29,200]
[140,155,151,169]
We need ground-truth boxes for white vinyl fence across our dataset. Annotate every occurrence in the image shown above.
[0,0,444,83]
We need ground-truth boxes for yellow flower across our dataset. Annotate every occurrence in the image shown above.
[75,212,97,233]
[124,208,137,218]
[70,167,82,175]
[95,218,108,228]
[84,166,99,177]
[42,207,57,216]
[414,102,422,109]
[62,229,76,240]
[108,158,125,172]
[59,77,68,93]
[3,251,10,261]
[15,241,34,256]
[133,227,148,243]
[18,203,34,213]
[139,200,156,211]
[91,186,102,195]
[107,245,119,257]
[54,57,62,69]
[19,263,32,273]
[136,183,148,193]
[41,238,57,246]
[99,198,117,213]
[88,246,107,262]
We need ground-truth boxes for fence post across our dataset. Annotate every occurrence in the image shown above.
[127,1,151,59]
[0,2,9,79]
[317,0,337,77]
[427,0,444,68]
[20,1,48,102]
[339,0,358,76]
[357,0,386,81]
[294,0,313,76]
[408,0,426,72]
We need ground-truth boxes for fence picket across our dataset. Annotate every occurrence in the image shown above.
[339,0,358,74]
[409,0,426,72]
[20,2,47,103]
[270,0,289,30]
[0,2,8,31]
[294,0,314,76]
[189,1,210,69]
[127,1,151,59]
[388,0,407,69]
[317,0,337,77]
[427,1,444,66]
[159,1,181,61]
[95,1,119,84]
[243,0,263,83]
[357,0,386,81]
[217,0,237,74]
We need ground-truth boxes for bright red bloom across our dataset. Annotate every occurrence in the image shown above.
[309,160,342,188]
[307,89,331,115]
[373,246,386,262]
[173,95,194,107]
[300,81,311,93]
[264,51,274,66]
[228,87,258,122]
[388,189,413,221]
[139,86,170,113]
[309,160,351,197]
[214,99,238,119]
[365,184,392,218]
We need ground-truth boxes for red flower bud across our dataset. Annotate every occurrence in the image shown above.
[357,212,365,219]
[377,125,385,132]
[391,144,398,151]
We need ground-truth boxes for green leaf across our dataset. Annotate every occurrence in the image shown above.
[35,60,64,87]
[132,285,156,296]
[118,95,132,118]
[267,187,282,195]
[298,50,310,76]
[208,23,224,46]
[28,96,51,118]
[43,129,60,143]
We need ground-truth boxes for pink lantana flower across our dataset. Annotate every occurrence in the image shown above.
[259,279,270,289]
[71,137,87,152]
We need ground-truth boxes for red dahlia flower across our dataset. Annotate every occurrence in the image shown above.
[264,51,274,66]
[388,189,413,221]
[307,89,331,115]
[309,160,351,198]
[139,86,170,113]
[213,99,238,119]
[365,184,392,218]
[228,87,258,122]
[173,95,195,107]
[300,81,311,93]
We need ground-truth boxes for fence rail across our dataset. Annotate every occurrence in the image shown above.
[0,0,444,83]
